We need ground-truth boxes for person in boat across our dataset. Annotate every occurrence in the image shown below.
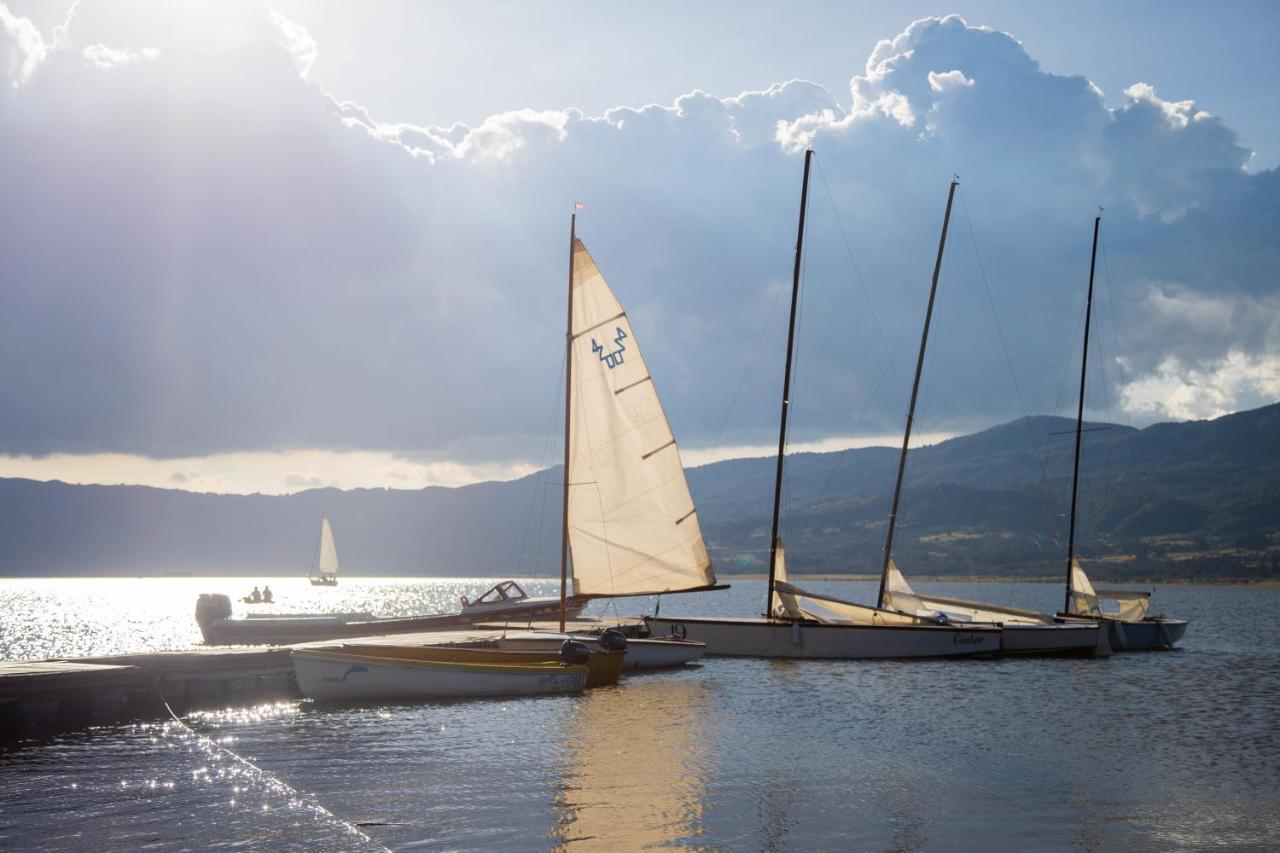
[249,586,261,603]
[262,585,273,603]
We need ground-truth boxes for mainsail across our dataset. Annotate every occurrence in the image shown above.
[565,238,715,598]
[770,540,926,626]
[1067,556,1150,622]
[315,515,340,579]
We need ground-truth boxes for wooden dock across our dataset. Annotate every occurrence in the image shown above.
[0,618,642,741]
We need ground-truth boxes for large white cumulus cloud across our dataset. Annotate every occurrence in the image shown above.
[0,6,1273,463]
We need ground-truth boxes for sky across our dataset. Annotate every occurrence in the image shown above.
[1,1,1278,494]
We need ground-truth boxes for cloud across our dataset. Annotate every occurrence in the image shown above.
[82,43,158,68]
[0,5,47,86]
[266,4,316,78]
[0,7,1274,476]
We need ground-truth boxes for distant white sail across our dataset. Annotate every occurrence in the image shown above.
[316,515,340,578]
[566,238,715,597]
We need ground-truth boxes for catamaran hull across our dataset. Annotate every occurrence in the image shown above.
[643,616,1000,659]
[198,597,585,645]
[292,651,587,702]
[1105,617,1188,650]
[495,634,706,670]
[1001,622,1109,656]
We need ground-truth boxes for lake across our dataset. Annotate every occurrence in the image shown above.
[1,577,1277,850]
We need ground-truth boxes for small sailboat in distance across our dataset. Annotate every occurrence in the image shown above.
[309,512,340,586]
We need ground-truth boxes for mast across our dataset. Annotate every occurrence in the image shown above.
[878,179,958,608]
[766,148,813,616]
[1064,215,1101,613]
[559,212,577,632]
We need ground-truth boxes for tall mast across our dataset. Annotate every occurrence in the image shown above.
[559,212,577,632]
[878,179,958,608]
[1064,215,1101,613]
[766,148,813,616]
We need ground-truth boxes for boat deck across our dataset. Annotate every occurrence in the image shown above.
[0,618,643,740]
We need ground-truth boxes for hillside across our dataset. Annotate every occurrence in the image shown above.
[1,403,1277,581]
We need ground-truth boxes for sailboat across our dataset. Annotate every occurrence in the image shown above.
[1054,216,1189,650]
[503,216,726,669]
[309,512,340,586]
[645,150,1002,658]
[865,185,1107,656]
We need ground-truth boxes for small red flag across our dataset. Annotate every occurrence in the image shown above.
[574,202,584,211]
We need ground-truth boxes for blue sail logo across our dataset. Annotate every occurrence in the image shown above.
[592,327,628,369]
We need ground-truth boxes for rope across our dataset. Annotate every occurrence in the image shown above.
[157,687,388,851]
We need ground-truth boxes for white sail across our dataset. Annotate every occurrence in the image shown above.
[883,559,1046,625]
[1069,557,1150,621]
[316,515,339,578]
[566,238,715,598]
[770,541,925,626]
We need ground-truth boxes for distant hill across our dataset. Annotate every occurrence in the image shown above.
[1,403,1277,582]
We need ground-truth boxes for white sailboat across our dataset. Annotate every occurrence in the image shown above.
[519,219,723,669]
[1055,216,1188,650]
[309,513,340,586]
[645,151,1002,658]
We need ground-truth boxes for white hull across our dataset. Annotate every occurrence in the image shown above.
[496,633,706,670]
[292,650,587,702]
[644,616,1001,659]
[1001,622,1109,656]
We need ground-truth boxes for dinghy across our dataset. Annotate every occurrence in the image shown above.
[338,640,626,688]
[292,648,589,702]
[194,581,583,645]
[308,513,340,586]
[646,153,1002,659]
[1053,216,1188,651]
[495,632,705,670]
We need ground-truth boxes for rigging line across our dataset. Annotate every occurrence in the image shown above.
[813,157,892,361]
[1098,229,1146,501]
[159,694,388,852]
[688,262,788,499]
[956,187,1053,485]
[517,347,567,576]
[818,336,905,500]
[786,212,814,545]
[899,217,955,545]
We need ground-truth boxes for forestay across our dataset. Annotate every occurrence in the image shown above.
[316,516,339,578]
[566,239,715,598]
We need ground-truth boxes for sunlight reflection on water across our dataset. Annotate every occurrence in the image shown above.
[1,579,1278,850]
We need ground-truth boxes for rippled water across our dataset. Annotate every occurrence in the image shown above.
[2,578,1278,850]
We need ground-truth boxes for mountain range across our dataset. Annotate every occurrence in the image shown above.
[1,403,1276,581]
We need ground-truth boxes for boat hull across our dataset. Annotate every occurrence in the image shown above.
[338,643,625,688]
[495,634,706,670]
[292,650,586,702]
[643,616,1000,659]
[1000,622,1108,657]
[1105,617,1188,650]
[198,597,585,645]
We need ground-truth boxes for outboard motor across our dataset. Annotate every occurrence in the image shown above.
[598,628,628,652]
[559,639,592,665]
[194,593,232,642]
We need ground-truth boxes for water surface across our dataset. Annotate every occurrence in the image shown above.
[1,578,1277,850]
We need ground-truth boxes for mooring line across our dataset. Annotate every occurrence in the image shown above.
[158,692,391,852]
